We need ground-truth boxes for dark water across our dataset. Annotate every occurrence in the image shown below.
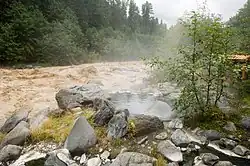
[109,91,175,121]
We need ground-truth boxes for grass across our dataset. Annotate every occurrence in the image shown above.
[0,133,6,143]
[29,108,95,144]
[150,144,167,166]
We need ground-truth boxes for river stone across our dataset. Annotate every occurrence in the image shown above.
[233,145,250,156]
[130,115,163,137]
[45,149,78,166]
[241,117,250,131]
[109,152,156,166]
[55,84,105,110]
[223,122,236,132]
[29,107,50,130]
[201,153,219,165]
[171,129,191,147]
[93,99,115,126]
[168,119,183,129]
[0,121,30,148]
[64,116,97,154]
[194,156,207,166]
[10,150,46,166]
[107,110,129,139]
[219,138,237,150]
[0,145,22,162]
[0,108,29,134]
[155,132,168,140]
[200,130,222,141]
[157,140,183,162]
[214,161,233,166]
[87,157,102,166]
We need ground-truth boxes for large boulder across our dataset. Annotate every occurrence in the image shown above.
[233,145,250,156]
[130,115,164,137]
[223,122,236,132]
[218,138,237,150]
[241,117,250,131]
[29,107,50,130]
[0,121,30,148]
[107,110,129,139]
[0,145,22,162]
[64,116,97,154]
[45,149,78,166]
[93,99,115,126]
[171,129,191,147]
[0,108,29,134]
[109,152,156,166]
[200,130,222,141]
[56,85,106,110]
[157,140,183,162]
[201,153,219,165]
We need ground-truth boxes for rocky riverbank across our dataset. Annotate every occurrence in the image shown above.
[0,83,250,166]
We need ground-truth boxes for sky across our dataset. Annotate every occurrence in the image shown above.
[134,0,247,26]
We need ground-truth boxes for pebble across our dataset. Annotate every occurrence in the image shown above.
[155,132,168,140]
[100,151,110,160]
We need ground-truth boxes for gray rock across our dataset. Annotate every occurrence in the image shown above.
[157,140,183,162]
[29,107,50,130]
[64,116,97,154]
[219,138,237,150]
[223,122,236,132]
[241,117,250,131]
[10,151,46,166]
[130,115,164,137]
[168,162,179,166]
[107,110,129,139]
[233,145,250,156]
[168,119,183,129]
[0,108,29,133]
[80,154,87,165]
[0,121,30,148]
[45,149,78,166]
[200,130,222,141]
[171,129,191,147]
[155,132,168,140]
[87,157,102,166]
[101,151,110,160]
[109,152,156,166]
[193,156,207,166]
[214,161,233,166]
[0,145,22,162]
[56,84,105,110]
[93,99,115,126]
[201,153,219,165]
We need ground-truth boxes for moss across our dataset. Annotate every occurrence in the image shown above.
[0,133,6,143]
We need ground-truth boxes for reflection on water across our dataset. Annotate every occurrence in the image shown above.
[109,91,175,121]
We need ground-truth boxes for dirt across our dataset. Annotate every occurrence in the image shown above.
[0,61,148,122]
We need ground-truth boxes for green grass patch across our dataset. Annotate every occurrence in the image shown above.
[0,133,6,143]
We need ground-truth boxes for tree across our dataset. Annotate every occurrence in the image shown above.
[128,0,140,33]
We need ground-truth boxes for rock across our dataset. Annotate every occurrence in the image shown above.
[101,151,110,160]
[107,110,129,139]
[87,157,102,166]
[223,122,236,132]
[194,156,207,166]
[168,162,179,166]
[56,84,105,110]
[241,117,250,131]
[157,140,183,162]
[80,154,87,165]
[130,115,164,137]
[214,161,233,166]
[0,121,30,148]
[0,108,29,133]
[10,150,46,166]
[168,119,183,129]
[200,130,222,141]
[171,129,191,147]
[233,145,250,156]
[109,152,156,166]
[137,136,148,145]
[155,132,168,140]
[45,149,78,166]
[0,145,22,162]
[29,107,50,130]
[201,153,219,165]
[64,116,97,154]
[219,138,237,150]
[93,99,115,126]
